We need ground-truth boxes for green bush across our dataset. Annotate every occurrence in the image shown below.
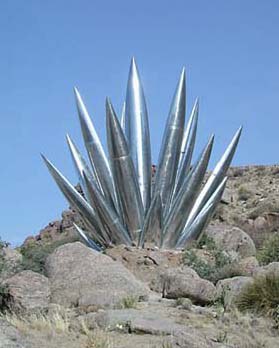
[0,237,9,274]
[183,235,245,283]
[20,238,78,275]
[183,250,213,279]
[257,233,279,265]
[236,274,279,324]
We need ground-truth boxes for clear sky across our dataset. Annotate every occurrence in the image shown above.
[1,0,279,245]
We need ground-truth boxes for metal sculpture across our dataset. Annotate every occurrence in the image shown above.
[43,58,242,250]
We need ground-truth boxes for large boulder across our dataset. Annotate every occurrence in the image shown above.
[206,225,256,258]
[45,242,149,309]
[151,266,216,305]
[2,270,50,312]
[216,276,253,308]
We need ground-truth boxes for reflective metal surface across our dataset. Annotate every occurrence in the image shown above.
[125,58,151,212]
[152,69,186,215]
[106,98,144,241]
[43,60,241,250]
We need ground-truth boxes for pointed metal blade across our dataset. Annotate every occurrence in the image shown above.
[74,87,119,213]
[125,58,152,212]
[42,154,106,246]
[161,135,214,249]
[184,126,242,229]
[106,98,144,241]
[176,177,227,248]
[83,171,132,246]
[173,98,199,198]
[153,68,186,215]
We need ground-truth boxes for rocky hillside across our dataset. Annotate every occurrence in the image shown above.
[0,165,279,348]
[22,165,279,249]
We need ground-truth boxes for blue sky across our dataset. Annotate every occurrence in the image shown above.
[1,0,279,245]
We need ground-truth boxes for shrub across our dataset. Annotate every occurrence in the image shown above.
[257,233,279,265]
[183,250,213,279]
[0,284,9,311]
[236,274,279,324]
[20,238,78,275]
[118,295,139,309]
[0,237,10,275]
[238,185,252,201]
[183,236,236,283]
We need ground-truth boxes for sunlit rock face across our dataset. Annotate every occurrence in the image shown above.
[43,58,241,251]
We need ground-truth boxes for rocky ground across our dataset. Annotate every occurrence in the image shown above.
[1,165,279,348]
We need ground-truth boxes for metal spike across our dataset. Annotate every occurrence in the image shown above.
[66,134,102,198]
[83,172,132,246]
[120,101,126,132]
[73,223,102,251]
[41,154,106,246]
[173,98,199,198]
[138,193,162,248]
[125,58,152,212]
[73,87,119,213]
[106,98,144,241]
[176,177,227,248]
[153,68,186,215]
[161,135,214,249]
[184,127,242,229]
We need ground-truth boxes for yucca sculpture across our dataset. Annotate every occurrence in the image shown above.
[42,58,242,251]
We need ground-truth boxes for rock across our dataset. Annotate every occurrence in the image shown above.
[45,242,149,308]
[130,317,185,335]
[253,262,279,278]
[0,247,22,281]
[237,257,259,276]
[152,266,216,305]
[216,276,253,308]
[2,270,50,312]
[206,225,256,258]
[88,308,216,347]
[0,318,27,348]
[105,245,182,286]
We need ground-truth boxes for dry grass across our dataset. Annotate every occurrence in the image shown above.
[81,320,113,348]
[3,309,70,335]
[236,274,279,320]
[118,295,139,309]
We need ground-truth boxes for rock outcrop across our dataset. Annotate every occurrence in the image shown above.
[206,225,256,258]
[2,270,50,312]
[151,266,216,304]
[45,242,149,308]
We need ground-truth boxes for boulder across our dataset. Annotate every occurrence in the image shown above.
[2,270,50,312]
[253,262,279,278]
[206,225,256,258]
[0,247,22,281]
[45,242,149,308]
[152,266,216,305]
[216,276,253,308]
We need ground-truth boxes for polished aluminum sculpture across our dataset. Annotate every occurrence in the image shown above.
[43,58,242,250]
